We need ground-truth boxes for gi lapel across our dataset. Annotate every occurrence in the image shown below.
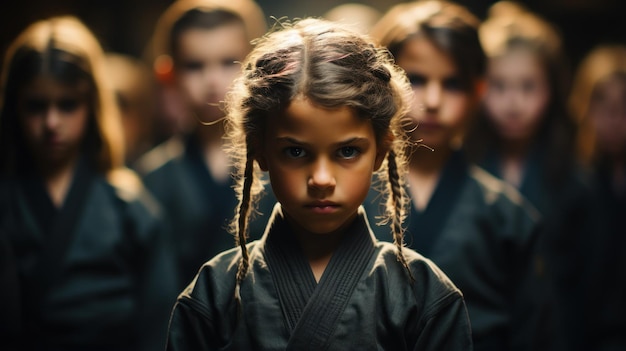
[263,206,317,332]
[18,158,95,302]
[264,206,376,350]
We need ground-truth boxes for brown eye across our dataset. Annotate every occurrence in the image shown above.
[407,73,426,87]
[181,61,203,71]
[57,98,80,112]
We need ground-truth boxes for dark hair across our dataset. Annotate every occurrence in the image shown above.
[0,16,124,175]
[170,9,244,63]
[225,18,414,301]
[467,1,575,183]
[370,0,485,92]
[147,0,267,76]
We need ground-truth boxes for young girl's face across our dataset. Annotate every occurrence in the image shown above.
[259,97,387,236]
[483,48,550,142]
[588,74,626,155]
[174,23,249,124]
[19,76,90,167]
[396,36,475,150]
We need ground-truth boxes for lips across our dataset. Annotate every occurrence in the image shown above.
[305,201,340,214]
[417,121,443,130]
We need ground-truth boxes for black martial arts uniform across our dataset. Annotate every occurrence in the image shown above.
[364,151,549,351]
[167,204,473,350]
[581,159,626,351]
[0,158,178,351]
[480,145,596,351]
[135,135,275,288]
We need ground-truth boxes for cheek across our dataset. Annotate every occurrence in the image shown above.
[268,165,302,202]
[443,95,472,127]
[176,74,203,102]
[20,116,43,143]
[522,92,549,125]
[484,92,505,118]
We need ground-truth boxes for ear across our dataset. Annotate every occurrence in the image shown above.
[374,133,394,171]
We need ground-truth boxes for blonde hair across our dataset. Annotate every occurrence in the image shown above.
[569,45,626,164]
[0,16,124,175]
[225,18,414,300]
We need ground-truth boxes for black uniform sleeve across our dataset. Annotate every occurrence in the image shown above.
[414,292,473,351]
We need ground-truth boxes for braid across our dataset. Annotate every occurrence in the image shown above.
[387,150,415,282]
[234,153,254,303]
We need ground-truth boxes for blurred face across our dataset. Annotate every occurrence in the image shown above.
[396,36,475,150]
[484,49,550,142]
[18,76,90,168]
[259,97,387,236]
[174,23,248,123]
[588,74,626,155]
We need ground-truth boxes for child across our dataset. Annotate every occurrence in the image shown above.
[166,18,472,350]
[569,44,626,350]
[0,16,177,351]
[135,0,275,288]
[468,2,597,349]
[367,1,549,350]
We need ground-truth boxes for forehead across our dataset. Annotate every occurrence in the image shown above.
[594,74,626,97]
[268,98,374,141]
[20,75,89,98]
[488,49,545,78]
[175,24,248,59]
[396,35,457,76]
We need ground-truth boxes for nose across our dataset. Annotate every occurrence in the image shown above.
[44,107,61,130]
[308,157,336,192]
[423,81,442,112]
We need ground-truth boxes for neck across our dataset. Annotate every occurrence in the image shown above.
[499,137,533,160]
[288,213,353,283]
[194,122,231,182]
[36,153,80,208]
[194,120,225,147]
[406,145,452,211]
[409,144,452,175]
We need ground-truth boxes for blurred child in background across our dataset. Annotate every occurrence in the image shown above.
[569,44,626,351]
[135,0,274,289]
[467,2,597,349]
[368,1,550,349]
[0,16,177,351]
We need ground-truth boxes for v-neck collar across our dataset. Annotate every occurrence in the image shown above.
[262,205,376,349]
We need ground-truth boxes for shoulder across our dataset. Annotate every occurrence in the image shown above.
[374,242,464,312]
[132,136,185,178]
[468,165,540,222]
[180,242,260,308]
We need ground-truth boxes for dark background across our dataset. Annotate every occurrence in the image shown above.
[2,0,626,73]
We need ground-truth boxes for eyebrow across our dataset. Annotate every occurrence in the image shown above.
[275,136,371,147]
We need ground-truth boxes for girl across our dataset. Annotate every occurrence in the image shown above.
[166,18,472,350]
[569,44,626,350]
[0,16,177,351]
[367,1,549,350]
[134,0,276,288]
[468,2,597,349]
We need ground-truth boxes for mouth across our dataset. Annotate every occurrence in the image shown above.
[305,201,340,214]
[416,121,443,131]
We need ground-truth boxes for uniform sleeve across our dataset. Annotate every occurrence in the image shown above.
[166,296,216,351]
[414,292,473,351]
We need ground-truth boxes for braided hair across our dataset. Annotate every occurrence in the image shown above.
[225,18,415,302]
